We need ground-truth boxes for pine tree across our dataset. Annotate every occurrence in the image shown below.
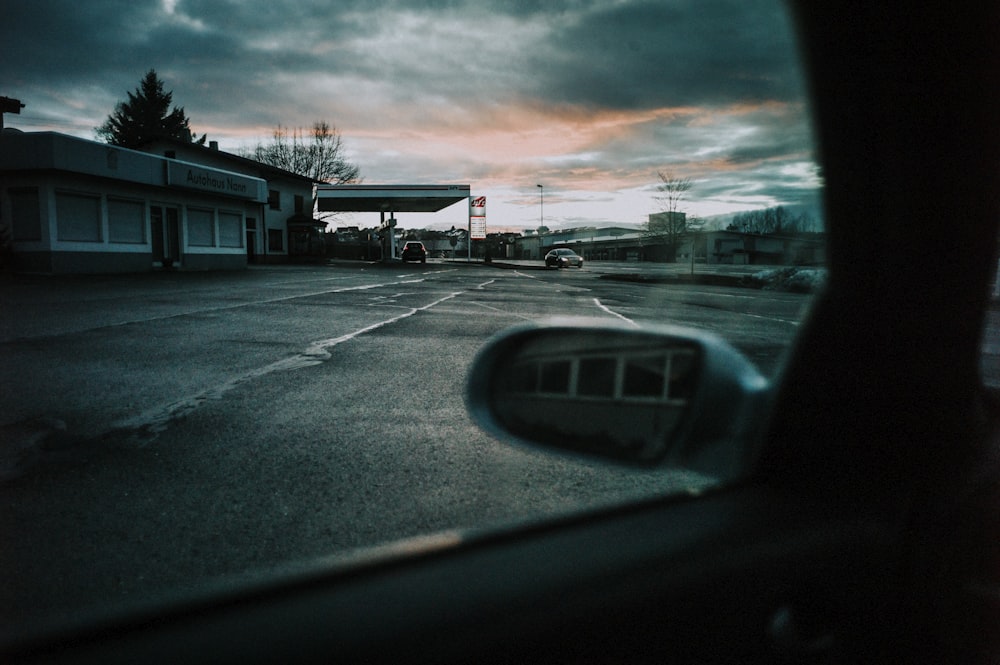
[96,69,205,148]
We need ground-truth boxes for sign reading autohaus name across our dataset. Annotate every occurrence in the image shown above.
[187,170,247,194]
[166,161,265,202]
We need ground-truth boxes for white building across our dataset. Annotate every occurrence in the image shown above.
[139,138,320,264]
[0,129,317,273]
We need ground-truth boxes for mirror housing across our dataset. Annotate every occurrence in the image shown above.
[466,319,770,473]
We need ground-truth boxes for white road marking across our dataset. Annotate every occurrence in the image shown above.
[593,298,638,326]
[88,276,437,334]
[739,312,801,326]
[114,291,462,442]
[469,301,535,321]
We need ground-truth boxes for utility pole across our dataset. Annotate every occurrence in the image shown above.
[536,184,543,228]
[0,96,25,130]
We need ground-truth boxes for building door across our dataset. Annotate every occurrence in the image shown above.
[246,217,257,264]
[151,206,181,267]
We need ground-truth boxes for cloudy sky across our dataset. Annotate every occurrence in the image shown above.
[2,0,823,230]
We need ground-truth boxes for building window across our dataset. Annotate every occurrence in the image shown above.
[55,192,101,242]
[9,187,41,242]
[294,194,305,214]
[219,211,243,248]
[188,207,215,247]
[268,190,281,210]
[268,228,284,252]
[108,198,145,244]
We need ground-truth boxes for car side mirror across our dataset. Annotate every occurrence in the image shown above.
[466,319,771,474]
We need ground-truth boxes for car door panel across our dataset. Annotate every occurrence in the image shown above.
[4,485,897,664]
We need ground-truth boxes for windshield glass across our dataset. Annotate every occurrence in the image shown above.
[1,0,820,631]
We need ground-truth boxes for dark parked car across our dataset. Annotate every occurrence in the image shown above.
[545,248,584,268]
[401,241,427,263]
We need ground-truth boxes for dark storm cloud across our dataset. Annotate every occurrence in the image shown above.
[3,0,373,131]
[3,0,803,126]
[523,1,803,109]
[2,0,821,224]
[1,1,162,82]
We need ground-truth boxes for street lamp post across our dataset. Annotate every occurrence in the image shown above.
[536,184,543,229]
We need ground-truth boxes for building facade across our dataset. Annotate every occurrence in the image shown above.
[138,139,319,264]
[511,227,825,266]
[0,130,319,274]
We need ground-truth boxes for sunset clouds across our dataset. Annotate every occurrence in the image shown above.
[2,0,822,229]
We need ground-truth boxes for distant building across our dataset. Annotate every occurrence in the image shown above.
[517,233,543,260]
[514,226,636,260]
[647,211,686,233]
[511,226,824,265]
[686,230,825,265]
[419,229,467,258]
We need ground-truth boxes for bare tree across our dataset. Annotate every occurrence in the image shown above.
[645,171,694,261]
[727,206,817,234]
[790,210,819,232]
[653,170,692,220]
[243,122,362,217]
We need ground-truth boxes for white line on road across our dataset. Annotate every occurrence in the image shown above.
[603,289,802,327]
[292,292,460,368]
[2,278,434,345]
[737,312,801,326]
[113,291,462,442]
[263,275,359,287]
[469,301,535,321]
[593,298,638,326]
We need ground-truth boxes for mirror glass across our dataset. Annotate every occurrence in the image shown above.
[491,330,702,463]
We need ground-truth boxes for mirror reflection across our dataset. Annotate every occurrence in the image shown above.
[492,331,702,462]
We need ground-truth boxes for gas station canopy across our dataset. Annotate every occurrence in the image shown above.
[316,184,471,213]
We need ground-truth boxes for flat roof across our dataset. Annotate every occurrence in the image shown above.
[316,184,470,213]
[0,131,268,204]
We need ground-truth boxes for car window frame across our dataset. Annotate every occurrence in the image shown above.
[3,2,999,664]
